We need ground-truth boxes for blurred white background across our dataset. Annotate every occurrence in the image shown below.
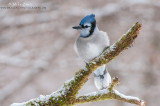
[0,0,160,106]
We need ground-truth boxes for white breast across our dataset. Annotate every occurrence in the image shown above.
[75,30,110,62]
[86,43,101,60]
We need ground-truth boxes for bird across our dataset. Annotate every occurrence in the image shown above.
[73,14,111,90]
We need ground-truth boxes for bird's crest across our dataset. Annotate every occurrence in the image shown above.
[80,14,95,25]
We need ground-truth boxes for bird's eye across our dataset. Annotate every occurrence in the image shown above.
[84,25,89,28]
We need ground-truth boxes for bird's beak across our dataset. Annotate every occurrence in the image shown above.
[72,25,82,30]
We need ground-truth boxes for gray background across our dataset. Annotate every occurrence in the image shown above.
[0,0,160,106]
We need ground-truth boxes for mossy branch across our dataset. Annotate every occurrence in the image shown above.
[75,77,145,106]
[108,77,119,91]
[11,22,144,106]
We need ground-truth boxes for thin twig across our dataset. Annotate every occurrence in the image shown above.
[75,77,145,106]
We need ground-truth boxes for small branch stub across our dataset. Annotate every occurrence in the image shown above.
[108,77,119,91]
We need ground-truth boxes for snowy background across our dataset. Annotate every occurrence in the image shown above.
[0,0,160,106]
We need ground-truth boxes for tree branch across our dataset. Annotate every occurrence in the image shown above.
[75,77,145,106]
[11,22,144,106]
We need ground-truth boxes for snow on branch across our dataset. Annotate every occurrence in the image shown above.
[11,22,144,106]
[75,77,145,106]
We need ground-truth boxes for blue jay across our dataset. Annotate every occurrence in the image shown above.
[73,14,111,90]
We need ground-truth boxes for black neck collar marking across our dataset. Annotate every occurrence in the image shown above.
[89,21,96,36]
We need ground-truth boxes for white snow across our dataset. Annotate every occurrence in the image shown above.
[10,102,26,106]
[84,92,97,98]
[114,90,140,101]
[109,44,116,52]
[64,77,75,84]
[83,89,109,98]
[10,90,64,106]
[39,95,45,101]
[91,61,96,64]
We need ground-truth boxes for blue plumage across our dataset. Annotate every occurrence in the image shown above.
[80,14,95,25]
